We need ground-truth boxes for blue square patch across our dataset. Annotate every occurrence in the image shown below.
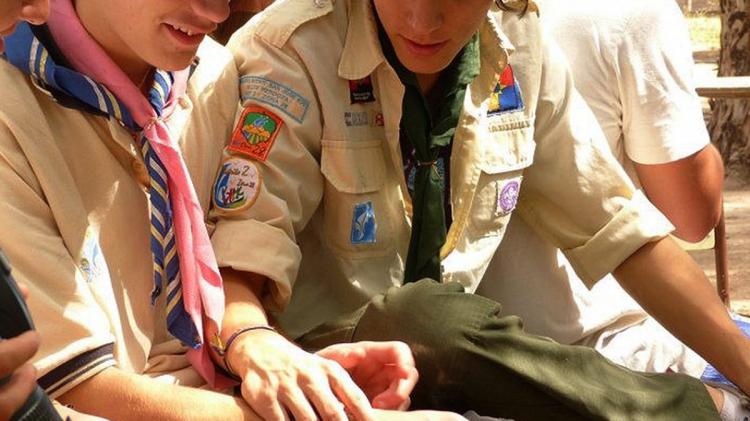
[351,201,377,245]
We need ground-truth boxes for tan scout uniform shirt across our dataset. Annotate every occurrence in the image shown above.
[0,40,254,398]
[226,0,674,339]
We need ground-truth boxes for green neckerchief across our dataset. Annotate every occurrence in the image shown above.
[378,23,480,283]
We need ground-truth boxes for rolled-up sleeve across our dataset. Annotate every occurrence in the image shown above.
[210,30,325,311]
[517,36,674,287]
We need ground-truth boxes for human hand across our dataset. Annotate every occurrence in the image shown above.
[0,280,41,420]
[228,329,373,421]
[316,342,418,411]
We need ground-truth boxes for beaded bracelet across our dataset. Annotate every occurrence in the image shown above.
[213,325,277,379]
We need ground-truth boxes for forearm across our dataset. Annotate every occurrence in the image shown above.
[208,268,274,373]
[613,237,750,391]
[58,367,259,421]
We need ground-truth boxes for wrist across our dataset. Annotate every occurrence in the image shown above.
[219,325,278,379]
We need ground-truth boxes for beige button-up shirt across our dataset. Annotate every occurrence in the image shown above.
[0,40,245,398]
[225,0,673,338]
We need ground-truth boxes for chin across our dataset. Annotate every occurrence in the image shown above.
[151,52,198,72]
[395,47,454,76]
[401,58,452,76]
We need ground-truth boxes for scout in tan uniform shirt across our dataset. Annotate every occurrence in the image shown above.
[224,0,750,419]
[0,2,52,419]
[0,0,449,420]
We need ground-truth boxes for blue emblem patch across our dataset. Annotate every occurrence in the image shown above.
[488,64,524,116]
[351,201,377,245]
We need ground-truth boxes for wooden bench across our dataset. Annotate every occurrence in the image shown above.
[695,76,750,99]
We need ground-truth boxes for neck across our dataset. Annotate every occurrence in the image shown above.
[416,72,441,96]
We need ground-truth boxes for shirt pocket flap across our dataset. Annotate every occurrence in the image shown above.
[321,139,386,194]
[481,119,536,174]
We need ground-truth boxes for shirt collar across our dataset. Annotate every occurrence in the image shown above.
[337,0,385,80]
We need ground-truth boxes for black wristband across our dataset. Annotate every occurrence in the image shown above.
[217,325,277,379]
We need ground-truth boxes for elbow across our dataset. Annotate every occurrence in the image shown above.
[671,206,723,243]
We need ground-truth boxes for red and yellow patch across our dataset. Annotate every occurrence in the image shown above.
[228,106,284,161]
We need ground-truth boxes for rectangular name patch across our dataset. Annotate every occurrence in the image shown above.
[241,76,310,124]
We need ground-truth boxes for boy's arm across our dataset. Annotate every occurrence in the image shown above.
[613,237,750,393]
[211,269,373,421]
[58,367,260,421]
[634,144,724,242]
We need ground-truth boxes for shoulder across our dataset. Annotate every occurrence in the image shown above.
[189,37,237,96]
[0,60,52,138]
[231,0,340,50]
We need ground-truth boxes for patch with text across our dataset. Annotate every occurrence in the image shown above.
[349,76,376,104]
[213,157,262,212]
[241,76,309,123]
[228,106,284,161]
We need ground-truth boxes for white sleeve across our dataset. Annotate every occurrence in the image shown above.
[617,0,710,164]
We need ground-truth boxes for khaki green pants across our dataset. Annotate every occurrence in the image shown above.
[295,280,718,421]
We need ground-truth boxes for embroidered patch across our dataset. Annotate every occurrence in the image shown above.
[80,227,111,284]
[228,106,283,161]
[497,179,521,215]
[240,76,310,123]
[487,64,524,116]
[351,201,377,245]
[344,110,385,127]
[212,157,262,212]
[349,76,376,104]
[345,111,370,127]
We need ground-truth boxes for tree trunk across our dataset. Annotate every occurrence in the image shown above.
[708,0,750,168]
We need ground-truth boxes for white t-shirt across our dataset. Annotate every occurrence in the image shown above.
[478,0,710,371]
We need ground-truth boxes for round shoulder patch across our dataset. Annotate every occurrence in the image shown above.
[212,157,262,212]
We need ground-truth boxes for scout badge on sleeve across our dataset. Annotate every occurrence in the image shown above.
[497,178,521,216]
[240,76,310,124]
[351,202,377,245]
[349,76,376,104]
[487,64,524,116]
[213,157,262,212]
[228,106,284,161]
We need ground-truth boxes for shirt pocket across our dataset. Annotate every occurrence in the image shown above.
[320,139,396,257]
[469,116,536,237]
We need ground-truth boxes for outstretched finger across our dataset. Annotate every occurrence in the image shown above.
[279,384,317,421]
[324,361,373,421]
[241,378,288,421]
[316,343,367,370]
